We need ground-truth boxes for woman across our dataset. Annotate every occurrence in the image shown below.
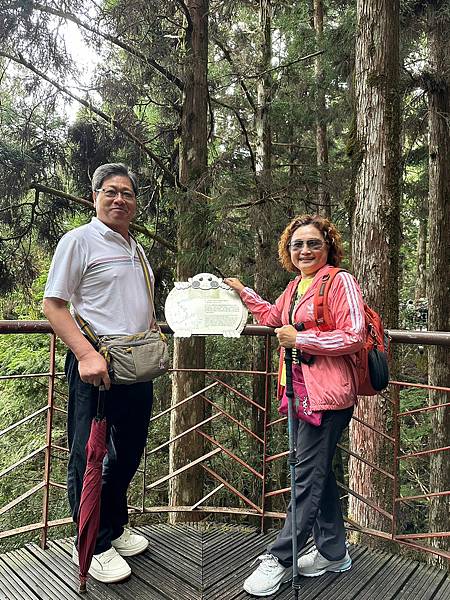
[225,214,365,597]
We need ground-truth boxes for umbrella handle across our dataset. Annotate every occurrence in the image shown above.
[284,348,301,594]
[96,385,105,420]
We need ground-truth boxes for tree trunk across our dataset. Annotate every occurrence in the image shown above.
[312,0,331,217]
[168,0,209,523]
[349,0,401,540]
[426,0,450,567]
[251,0,277,518]
[414,202,427,303]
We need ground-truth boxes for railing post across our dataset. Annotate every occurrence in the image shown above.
[40,333,56,549]
[391,383,401,543]
[261,333,272,533]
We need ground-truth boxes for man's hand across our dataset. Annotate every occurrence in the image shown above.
[43,297,112,389]
[78,348,111,389]
[274,325,297,348]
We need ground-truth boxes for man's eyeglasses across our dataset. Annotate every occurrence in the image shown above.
[287,239,325,251]
[96,188,135,201]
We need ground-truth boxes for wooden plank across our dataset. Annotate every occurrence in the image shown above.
[393,561,448,600]
[26,541,127,600]
[0,556,40,600]
[352,554,420,600]
[433,577,450,600]
[0,547,78,600]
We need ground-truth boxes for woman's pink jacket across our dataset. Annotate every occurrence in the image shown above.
[240,264,366,412]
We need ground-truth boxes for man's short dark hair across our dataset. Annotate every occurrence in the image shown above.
[92,163,139,195]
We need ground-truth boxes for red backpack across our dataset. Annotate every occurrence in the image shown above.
[297,268,389,396]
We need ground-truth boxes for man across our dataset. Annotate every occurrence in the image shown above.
[43,163,154,584]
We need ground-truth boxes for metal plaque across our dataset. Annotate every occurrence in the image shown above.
[164,273,248,337]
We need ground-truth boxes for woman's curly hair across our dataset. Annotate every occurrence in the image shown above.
[278,214,344,273]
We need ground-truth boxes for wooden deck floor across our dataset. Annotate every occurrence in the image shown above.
[0,524,448,600]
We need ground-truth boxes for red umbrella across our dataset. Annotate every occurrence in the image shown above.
[77,386,107,593]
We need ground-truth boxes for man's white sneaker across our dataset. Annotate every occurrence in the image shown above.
[298,548,352,577]
[243,553,290,597]
[72,545,131,583]
[111,528,148,557]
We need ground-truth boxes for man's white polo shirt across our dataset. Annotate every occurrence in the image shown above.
[44,217,154,335]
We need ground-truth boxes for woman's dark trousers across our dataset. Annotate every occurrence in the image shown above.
[269,406,353,567]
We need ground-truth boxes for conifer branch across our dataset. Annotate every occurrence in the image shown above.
[0,50,178,188]
[30,2,185,91]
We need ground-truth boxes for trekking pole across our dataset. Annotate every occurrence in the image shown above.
[284,347,301,599]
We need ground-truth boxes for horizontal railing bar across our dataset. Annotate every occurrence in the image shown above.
[0,406,47,438]
[392,538,450,561]
[337,444,394,480]
[386,330,450,346]
[390,380,450,393]
[0,482,45,516]
[174,367,267,375]
[351,415,395,442]
[337,481,394,521]
[267,416,286,428]
[52,444,69,453]
[0,517,73,540]
[149,382,219,422]
[147,413,220,455]
[0,373,52,380]
[265,450,288,463]
[146,448,221,490]
[202,465,262,513]
[395,531,450,540]
[399,445,450,460]
[201,396,264,444]
[134,505,259,516]
[0,445,46,478]
[207,375,267,412]
[197,430,264,480]
[265,487,289,498]
[2,321,450,346]
[398,402,450,417]
[49,481,67,490]
[396,490,450,503]
[189,484,225,510]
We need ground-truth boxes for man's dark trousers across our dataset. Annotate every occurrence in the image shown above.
[65,351,153,554]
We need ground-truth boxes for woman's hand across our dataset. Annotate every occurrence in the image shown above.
[224,277,245,294]
[274,325,297,348]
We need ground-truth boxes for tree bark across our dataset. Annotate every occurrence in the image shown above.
[168,0,209,523]
[312,0,331,217]
[414,201,427,303]
[349,0,401,540]
[426,0,450,567]
[251,0,277,517]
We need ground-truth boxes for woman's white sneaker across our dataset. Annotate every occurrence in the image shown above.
[243,554,290,596]
[298,548,351,577]
[72,545,131,583]
[111,528,149,556]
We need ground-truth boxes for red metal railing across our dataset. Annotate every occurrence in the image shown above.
[0,321,449,562]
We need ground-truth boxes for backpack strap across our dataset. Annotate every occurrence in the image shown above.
[296,267,347,331]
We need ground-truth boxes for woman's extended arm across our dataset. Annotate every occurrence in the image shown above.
[225,277,293,328]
